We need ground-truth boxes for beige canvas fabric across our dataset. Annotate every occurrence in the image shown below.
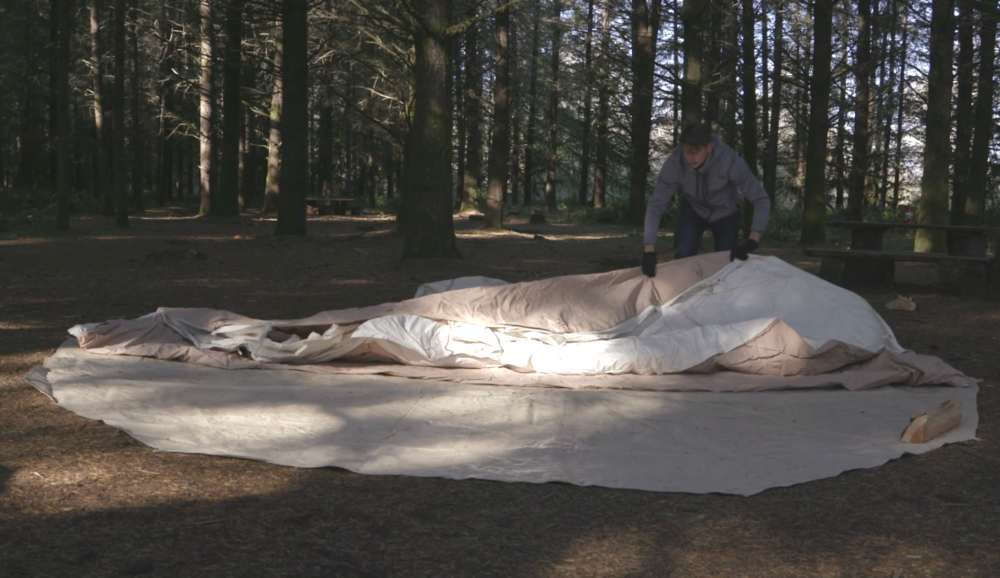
[68,254,972,391]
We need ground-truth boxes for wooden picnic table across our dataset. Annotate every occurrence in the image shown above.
[807,221,1000,296]
[825,220,1000,257]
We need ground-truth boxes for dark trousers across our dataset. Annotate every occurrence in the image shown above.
[675,197,742,259]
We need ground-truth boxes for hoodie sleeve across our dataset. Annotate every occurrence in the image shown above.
[643,154,681,246]
[728,155,771,233]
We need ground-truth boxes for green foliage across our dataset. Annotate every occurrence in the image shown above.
[374,194,398,214]
[762,203,803,243]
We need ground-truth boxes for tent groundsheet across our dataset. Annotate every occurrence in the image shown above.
[26,343,978,495]
[25,254,980,494]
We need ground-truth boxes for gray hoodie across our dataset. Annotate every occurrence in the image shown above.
[643,135,771,246]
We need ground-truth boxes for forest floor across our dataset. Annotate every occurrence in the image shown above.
[1,208,998,578]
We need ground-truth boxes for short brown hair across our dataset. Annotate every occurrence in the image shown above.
[680,122,713,148]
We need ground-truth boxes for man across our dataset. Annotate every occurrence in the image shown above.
[642,122,771,277]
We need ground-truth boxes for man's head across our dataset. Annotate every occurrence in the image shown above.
[680,122,715,169]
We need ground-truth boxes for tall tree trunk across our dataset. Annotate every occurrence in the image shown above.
[485,0,511,228]
[891,9,908,208]
[915,0,954,252]
[964,0,998,226]
[398,0,460,258]
[50,0,61,190]
[56,0,74,230]
[461,21,483,211]
[128,0,144,212]
[877,0,898,209]
[90,0,113,215]
[318,102,333,196]
[113,0,129,226]
[198,0,214,215]
[740,0,757,237]
[834,81,847,208]
[626,0,663,226]
[240,61,257,206]
[16,6,45,191]
[275,0,308,235]
[218,0,243,216]
[263,26,282,212]
[578,0,596,205]
[790,6,810,204]
[544,0,563,211]
[799,0,833,244]
[509,19,520,206]
[156,7,175,206]
[593,0,612,209]
[703,3,720,127]
[763,0,781,198]
[846,0,871,221]
[950,0,974,225]
[523,2,542,207]
[760,3,769,159]
[682,0,706,125]
[453,38,466,207]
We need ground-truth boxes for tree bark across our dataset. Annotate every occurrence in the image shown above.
[318,102,333,196]
[128,0,144,213]
[950,0,974,225]
[763,0,781,199]
[198,0,214,215]
[156,6,175,206]
[578,0,596,206]
[50,0,61,190]
[509,19,520,206]
[522,1,542,207]
[544,0,563,211]
[626,0,663,226]
[113,0,129,226]
[90,0,113,215]
[834,80,847,208]
[275,0,308,235]
[263,25,283,212]
[217,0,243,216]
[799,0,833,244]
[461,21,483,211]
[484,0,511,228]
[877,0,898,209]
[760,2,768,159]
[964,0,998,225]
[846,0,871,221]
[891,9,908,208]
[398,0,460,258]
[56,0,74,230]
[740,0,757,236]
[453,38,466,207]
[915,0,954,252]
[592,0,612,209]
[682,0,707,125]
[240,61,257,206]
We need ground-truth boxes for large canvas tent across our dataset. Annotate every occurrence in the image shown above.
[26,254,979,494]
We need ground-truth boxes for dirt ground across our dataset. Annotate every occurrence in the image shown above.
[1,209,998,578]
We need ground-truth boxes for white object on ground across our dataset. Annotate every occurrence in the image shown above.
[25,342,979,496]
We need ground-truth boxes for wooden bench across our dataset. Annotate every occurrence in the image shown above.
[806,221,1000,297]
[305,197,362,216]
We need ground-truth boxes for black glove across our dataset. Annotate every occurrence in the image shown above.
[730,239,759,261]
[642,251,657,277]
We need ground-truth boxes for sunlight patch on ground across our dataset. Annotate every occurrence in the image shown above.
[534,527,652,577]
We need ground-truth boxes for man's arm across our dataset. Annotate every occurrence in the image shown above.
[643,156,681,250]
